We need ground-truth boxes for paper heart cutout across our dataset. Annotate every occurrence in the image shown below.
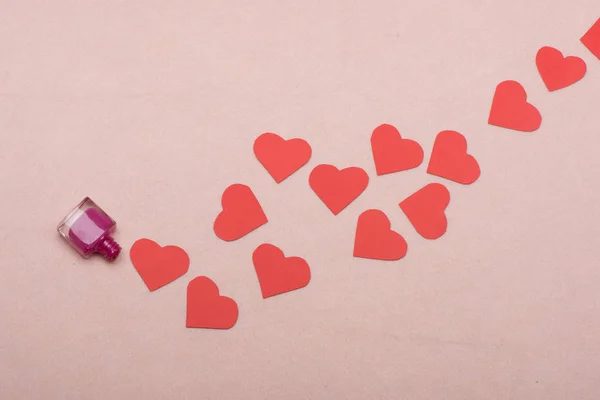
[399,183,450,240]
[536,46,586,91]
[130,238,190,292]
[488,80,542,132]
[214,184,267,241]
[353,209,407,261]
[254,132,312,183]
[371,123,424,175]
[581,18,600,60]
[309,164,369,215]
[427,130,480,185]
[186,276,238,329]
[253,243,311,298]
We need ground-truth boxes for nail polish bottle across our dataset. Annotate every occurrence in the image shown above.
[57,197,122,261]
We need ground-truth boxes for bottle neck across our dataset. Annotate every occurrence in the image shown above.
[95,235,121,261]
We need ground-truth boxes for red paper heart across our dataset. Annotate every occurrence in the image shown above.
[427,130,480,185]
[488,80,542,132]
[214,184,267,241]
[309,164,369,215]
[254,132,312,183]
[253,243,311,298]
[130,238,190,292]
[353,209,407,261]
[581,18,600,60]
[186,276,238,329]
[371,123,424,175]
[536,46,586,91]
[399,183,450,240]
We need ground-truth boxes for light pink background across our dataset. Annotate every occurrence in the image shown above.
[1,1,600,399]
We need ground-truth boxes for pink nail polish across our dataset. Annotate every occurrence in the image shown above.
[57,197,122,261]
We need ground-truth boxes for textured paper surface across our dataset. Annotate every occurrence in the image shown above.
[1,1,600,399]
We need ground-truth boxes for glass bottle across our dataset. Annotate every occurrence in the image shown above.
[57,197,121,261]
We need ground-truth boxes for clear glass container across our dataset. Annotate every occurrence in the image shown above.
[57,197,121,261]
